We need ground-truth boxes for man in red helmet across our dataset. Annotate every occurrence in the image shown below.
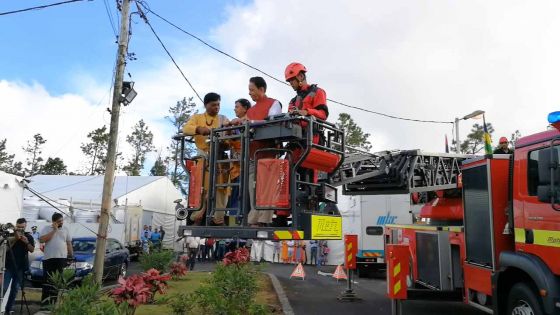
[285,62,328,121]
[493,137,511,154]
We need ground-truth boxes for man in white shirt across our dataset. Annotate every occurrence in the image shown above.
[186,236,200,270]
[39,213,73,307]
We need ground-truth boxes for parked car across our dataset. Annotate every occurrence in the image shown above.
[29,237,129,286]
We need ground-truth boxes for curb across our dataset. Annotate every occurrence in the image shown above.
[266,272,295,315]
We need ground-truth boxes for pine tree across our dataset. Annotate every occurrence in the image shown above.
[0,138,15,172]
[80,126,110,175]
[337,113,372,152]
[22,133,47,175]
[123,120,155,176]
[41,157,67,175]
[454,122,495,154]
[150,155,167,176]
[165,97,197,187]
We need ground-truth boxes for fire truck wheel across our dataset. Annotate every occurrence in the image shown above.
[506,282,544,315]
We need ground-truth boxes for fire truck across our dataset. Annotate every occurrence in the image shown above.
[174,114,345,241]
[335,116,560,314]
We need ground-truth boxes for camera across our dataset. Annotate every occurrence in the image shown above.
[0,223,15,237]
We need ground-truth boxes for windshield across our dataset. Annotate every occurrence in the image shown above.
[72,240,96,253]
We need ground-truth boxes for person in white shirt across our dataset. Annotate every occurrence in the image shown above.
[39,213,73,307]
[186,236,200,270]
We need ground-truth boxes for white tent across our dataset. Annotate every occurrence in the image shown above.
[25,175,182,249]
[0,172,24,225]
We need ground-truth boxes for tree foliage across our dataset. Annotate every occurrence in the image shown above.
[123,120,155,176]
[150,155,167,176]
[41,157,68,175]
[22,133,47,175]
[337,113,372,152]
[0,138,15,173]
[81,126,110,175]
[454,122,495,154]
[165,97,197,189]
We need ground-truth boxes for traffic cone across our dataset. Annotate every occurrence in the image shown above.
[290,263,306,280]
[332,265,347,282]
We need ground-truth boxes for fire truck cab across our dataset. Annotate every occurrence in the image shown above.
[385,113,560,315]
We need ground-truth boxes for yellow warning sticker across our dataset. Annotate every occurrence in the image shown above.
[311,215,342,239]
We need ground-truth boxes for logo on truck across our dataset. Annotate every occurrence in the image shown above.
[376,215,397,225]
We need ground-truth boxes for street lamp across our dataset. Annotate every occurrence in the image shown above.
[121,81,137,106]
[454,110,485,153]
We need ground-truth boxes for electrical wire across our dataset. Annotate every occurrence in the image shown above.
[37,175,103,194]
[137,1,453,125]
[134,2,203,103]
[102,0,118,38]
[0,0,88,16]
[25,186,102,237]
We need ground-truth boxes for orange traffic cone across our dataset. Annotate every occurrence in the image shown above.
[290,263,306,280]
[332,265,347,281]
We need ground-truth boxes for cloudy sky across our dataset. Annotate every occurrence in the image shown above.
[1,0,559,174]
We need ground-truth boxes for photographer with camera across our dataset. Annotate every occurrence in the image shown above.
[2,218,34,314]
[39,213,73,307]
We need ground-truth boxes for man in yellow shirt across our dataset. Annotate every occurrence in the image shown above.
[182,92,229,225]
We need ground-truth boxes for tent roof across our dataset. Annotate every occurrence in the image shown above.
[28,175,163,203]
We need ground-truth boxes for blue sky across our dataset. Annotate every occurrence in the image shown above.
[0,0,247,95]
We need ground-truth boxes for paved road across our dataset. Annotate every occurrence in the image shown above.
[262,263,486,315]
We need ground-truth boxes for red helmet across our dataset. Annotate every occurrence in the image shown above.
[499,137,508,144]
[285,62,307,81]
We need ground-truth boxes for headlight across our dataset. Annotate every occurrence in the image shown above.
[69,262,93,270]
[30,261,42,269]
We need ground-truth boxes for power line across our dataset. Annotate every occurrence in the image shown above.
[37,175,103,194]
[102,0,118,38]
[137,1,453,125]
[0,0,89,16]
[135,2,203,103]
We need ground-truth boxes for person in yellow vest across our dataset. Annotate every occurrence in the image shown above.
[182,92,229,225]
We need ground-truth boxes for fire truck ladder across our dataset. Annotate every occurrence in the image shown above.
[332,150,473,195]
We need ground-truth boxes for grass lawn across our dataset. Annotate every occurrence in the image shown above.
[135,271,282,314]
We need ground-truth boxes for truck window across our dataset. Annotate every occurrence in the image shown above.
[528,150,539,196]
[366,226,384,235]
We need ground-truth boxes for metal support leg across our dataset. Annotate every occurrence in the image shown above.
[337,269,361,302]
[391,299,403,315]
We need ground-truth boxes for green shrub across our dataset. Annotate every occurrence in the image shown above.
[139,250,174,272]
[162,292,197,315]
[53,274,119,315]
[194,262,269,315]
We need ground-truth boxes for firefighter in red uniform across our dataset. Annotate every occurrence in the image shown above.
[285,62,328,122]
[276,62,329,226]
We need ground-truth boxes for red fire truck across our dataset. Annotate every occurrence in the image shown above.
[340,113,560,314]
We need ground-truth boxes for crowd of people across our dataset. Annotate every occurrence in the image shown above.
[176,237,330,270]
[140,225,166,254]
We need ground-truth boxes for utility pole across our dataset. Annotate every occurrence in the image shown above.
[93,0,131,284]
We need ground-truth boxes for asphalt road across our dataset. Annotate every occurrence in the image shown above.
[262,263,486,315]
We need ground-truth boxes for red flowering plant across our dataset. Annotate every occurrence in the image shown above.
[111,274,151,315]
[142,268,172,303]
[222,247,250,266]
[170,262,188,280]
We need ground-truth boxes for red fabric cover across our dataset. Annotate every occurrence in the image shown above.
[186,160,204,208]
[256,159,290,208]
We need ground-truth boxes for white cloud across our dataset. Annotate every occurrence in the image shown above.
[3,0,560,175]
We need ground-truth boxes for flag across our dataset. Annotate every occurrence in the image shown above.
[483,115,493,155]
[445,135,449,153]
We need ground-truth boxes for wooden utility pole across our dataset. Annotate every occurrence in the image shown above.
[93,0,131,284]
